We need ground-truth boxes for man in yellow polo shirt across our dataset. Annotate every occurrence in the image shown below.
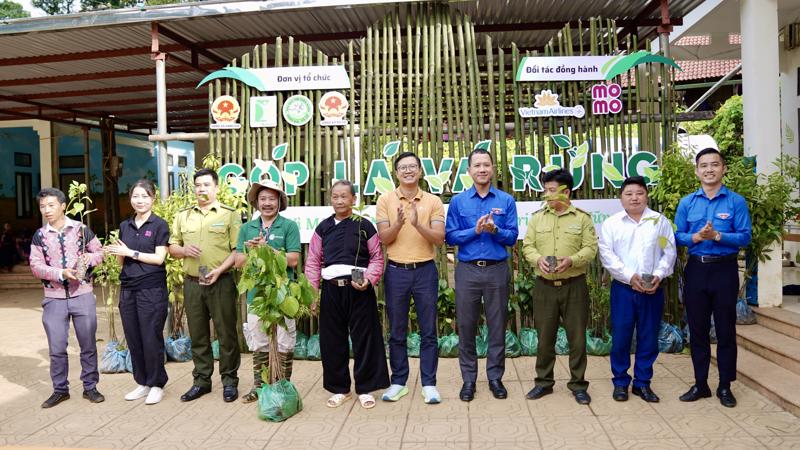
[376,151,445,404]
[522,168,597,405]
[169,168,241,403]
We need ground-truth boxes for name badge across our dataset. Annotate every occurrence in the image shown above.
[715,212,730,220]
[491,207,505,215]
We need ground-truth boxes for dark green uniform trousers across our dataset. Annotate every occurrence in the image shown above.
[185,273,240,389]
[533,274,589,391]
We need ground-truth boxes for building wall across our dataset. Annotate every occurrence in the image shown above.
[780,42,800,261]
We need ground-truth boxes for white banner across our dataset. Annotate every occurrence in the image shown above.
[250,66,350,91]
[276,199,623,243]
[516,56,615,81]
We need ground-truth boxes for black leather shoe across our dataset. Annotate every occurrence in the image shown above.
[180,385,211,402]
[526,385,553,400]
[488,379,508,399]
[82,388,105,403]
[612,386,628,402]
[41,392,70,408]
[716,388,737,408]
[573,389,591,405]
[679,385,712,402]
[459,382,476,402]
[632,386,660,403]
[223,386,239,403]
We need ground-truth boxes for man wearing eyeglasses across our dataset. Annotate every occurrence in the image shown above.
[376,151,446,405]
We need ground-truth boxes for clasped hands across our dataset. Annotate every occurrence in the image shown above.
[692,221,720,244]
[474,212,497,235]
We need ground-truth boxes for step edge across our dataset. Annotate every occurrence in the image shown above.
[736,326,800,360]
[719,349,800,408]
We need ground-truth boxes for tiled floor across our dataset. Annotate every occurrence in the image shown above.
[1,288,800,449]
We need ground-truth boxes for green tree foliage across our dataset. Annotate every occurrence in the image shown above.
[709,95,744,160]
[32,0,75,15]
[0,0,30,18]
[80,0,136,11]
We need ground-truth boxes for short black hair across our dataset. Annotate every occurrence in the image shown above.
[621,176,648,193]
[542,168,574,192]
[194,168,219,185]
[332,179,357,196]
[37,187,66,205]
[695,147,724,164]
[394,152,421,171]
[129,179,156,198]
[468,148,493,166]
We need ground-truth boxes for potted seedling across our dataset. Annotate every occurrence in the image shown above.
[66,181,98,280]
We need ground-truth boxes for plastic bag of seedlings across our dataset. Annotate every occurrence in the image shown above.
[99,341,129,373]
[306,334,321,360]
[165,334,192,362]
[555,327,570,355]
[438,333,459,358]
[519,328,538,356]
[407,332,421,358]
[257,379,303,422]
[586,332,612,356]
[657,322,684,353]
[736,298,757,325]
[212,339,220,360]
[505,329,522,358]
[293,332,308,360]
[476,325,488,358]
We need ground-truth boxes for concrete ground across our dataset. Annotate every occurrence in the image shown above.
[1,288,800,450]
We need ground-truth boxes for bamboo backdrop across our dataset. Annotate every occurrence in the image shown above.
[207,3,679,334]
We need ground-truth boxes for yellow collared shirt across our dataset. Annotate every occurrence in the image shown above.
[169,202,241,277]
[522,203,598,279]
[376,188,445,263]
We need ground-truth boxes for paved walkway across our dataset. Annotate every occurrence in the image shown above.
[1,288,800,449]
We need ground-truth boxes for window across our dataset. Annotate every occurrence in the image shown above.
[178,156,188,168]
[59,155,84,169]
[15,173,32,218]
[14,152,31,167]
[168,172,175,195]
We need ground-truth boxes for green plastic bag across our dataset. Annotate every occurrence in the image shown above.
[555,327,570,355]
[438,333,459,358]
[407,332,421,358]
[504,329,522,358]
[476,324,488,358]
[294,332,308,360]
[257,379,303,422]
[212,339,220,360]
[586,331,612,356]
[306,334,321,361]
[519,328,538,356]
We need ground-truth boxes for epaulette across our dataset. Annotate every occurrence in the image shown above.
[178,206,193,212]
[574,206,592,216]
[219,204,236,211]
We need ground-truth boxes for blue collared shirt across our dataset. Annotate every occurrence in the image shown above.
[673,185,751,256]
[445,185,519,262]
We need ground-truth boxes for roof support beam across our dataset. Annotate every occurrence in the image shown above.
[0,64,217,87]
[155,23,230,66]
[20,82,198,100]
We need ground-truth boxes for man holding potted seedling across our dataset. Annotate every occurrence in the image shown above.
[599,176,676,403]
[522,168,597,405]
[674,148,751,408]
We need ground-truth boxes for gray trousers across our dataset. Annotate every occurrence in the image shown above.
[455,262,509,383]
[41,292,99,393]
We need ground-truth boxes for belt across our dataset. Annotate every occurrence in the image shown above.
[185,272,231,283]
[537,274,585,287]
[326,277,352,287]
[689,254,738,264]
[388,259,434,270]
[464,259,504,267]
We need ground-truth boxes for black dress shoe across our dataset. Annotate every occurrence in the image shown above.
[612,386,628,402]
[573,389,591,405]
[632,386,660,403]
[679,385,712,402]
[716,388,737,408]
[488,379,508,399]
[459,382,476,402]
[41,392,70,408]
[180,385,211,402]
[82,388,105,403]
[526,385,553,400]
[223,386,239,403]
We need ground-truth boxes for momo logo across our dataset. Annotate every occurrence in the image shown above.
[591,83,622,115]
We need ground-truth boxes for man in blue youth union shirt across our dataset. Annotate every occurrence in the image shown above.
[445,148,518,402]
[673,148,751,408]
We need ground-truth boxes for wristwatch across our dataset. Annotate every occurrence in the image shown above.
[714,232,722,242]
[132,251,140,260]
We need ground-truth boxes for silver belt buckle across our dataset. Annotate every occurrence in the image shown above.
[477,260,487,267]
[700,255,710,263]
[553,280,563,287]
[336,279,347,287]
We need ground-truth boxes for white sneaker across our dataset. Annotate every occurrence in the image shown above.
[145,387,163,405]
[124,385,150,401]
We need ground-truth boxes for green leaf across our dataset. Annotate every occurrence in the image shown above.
[571,154,588,168]
[542,164,560,173]
[643,166,661,182]
[575,141,590,157]
[272,142,289,160]
[438,170,452,185]
[508,165,528,182]
[658,236,669,250]
[424,175,444,192]
[459,174,474,190]
[527,171,542,191]
[474,140,492,151]
[605,51,681,80]
[382,140,401,158]
[551,134,571,149]
[281,171,298,186]
[279,296,300,318]
[602,162,625,182]
[374,176,395,195]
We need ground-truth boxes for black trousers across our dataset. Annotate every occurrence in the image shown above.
[684,258,739,386]
[119,286,169,388]
[319,281,389,395]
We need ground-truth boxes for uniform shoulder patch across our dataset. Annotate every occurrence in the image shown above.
[573,207,592,216]
[219,204,236,211]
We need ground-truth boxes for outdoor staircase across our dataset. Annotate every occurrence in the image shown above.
[714,307,800,416]
[0,264,41,290]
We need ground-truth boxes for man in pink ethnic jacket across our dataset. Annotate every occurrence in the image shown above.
[30,188,105,408]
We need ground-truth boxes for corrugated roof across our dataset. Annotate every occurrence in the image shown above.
[0,0,706,133]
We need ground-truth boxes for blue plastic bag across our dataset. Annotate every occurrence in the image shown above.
[212,339,220,360]
[99,341,129,373]
[165,334,192,362]
[258,379,303,422]
[306,334,321,361]
[505,329,522,357]
[438,333,459,358]
[657,322,684,353]
[736,298,757,325]
[519,328,538,356]
[294,332,308,360]
[555,327,570,355]
[407,332,421,358]
[586,332,612,356]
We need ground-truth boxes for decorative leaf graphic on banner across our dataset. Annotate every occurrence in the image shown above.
[602,162,625,182]
[643,165,661,182]
[604,51,682,80]
[383,141,401,158]
[281,171,298,186]
[196,66,269,92]
[509,165,528,183]
[272,143,289,160]
[373,176,395,195]
[474,140,492,151]
[542,164,560,173]
[438,171,452,185]
[424,175,444,192]
[459,174,474,190]
[551,134,571,149]
[527,171,543,191]
[601,53,625,75]
[570,155,587,169]
[575,141,590,157]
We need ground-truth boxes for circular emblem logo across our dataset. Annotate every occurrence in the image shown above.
[282,95,313,126]
[211,95,240,124]
[319,91,349,122]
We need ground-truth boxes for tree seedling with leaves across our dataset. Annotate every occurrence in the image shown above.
[66,181,98,279]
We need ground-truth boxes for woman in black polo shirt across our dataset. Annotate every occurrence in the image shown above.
[106,179,170,405]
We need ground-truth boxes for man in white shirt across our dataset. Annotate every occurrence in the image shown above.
[598,176,676,403]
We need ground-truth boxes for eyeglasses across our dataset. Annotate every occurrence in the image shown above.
[397,164,419,172]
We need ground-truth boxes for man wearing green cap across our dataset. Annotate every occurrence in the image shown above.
[235,180,301,403]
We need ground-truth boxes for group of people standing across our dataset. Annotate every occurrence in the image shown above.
[29,146,750,412]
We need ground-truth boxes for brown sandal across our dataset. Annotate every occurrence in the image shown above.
[241,389,259,404]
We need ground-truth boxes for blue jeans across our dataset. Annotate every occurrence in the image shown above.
[384,262,439,386]
[610,281,663,388]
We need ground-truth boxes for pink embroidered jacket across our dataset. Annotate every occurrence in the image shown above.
[30,217,104,299]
